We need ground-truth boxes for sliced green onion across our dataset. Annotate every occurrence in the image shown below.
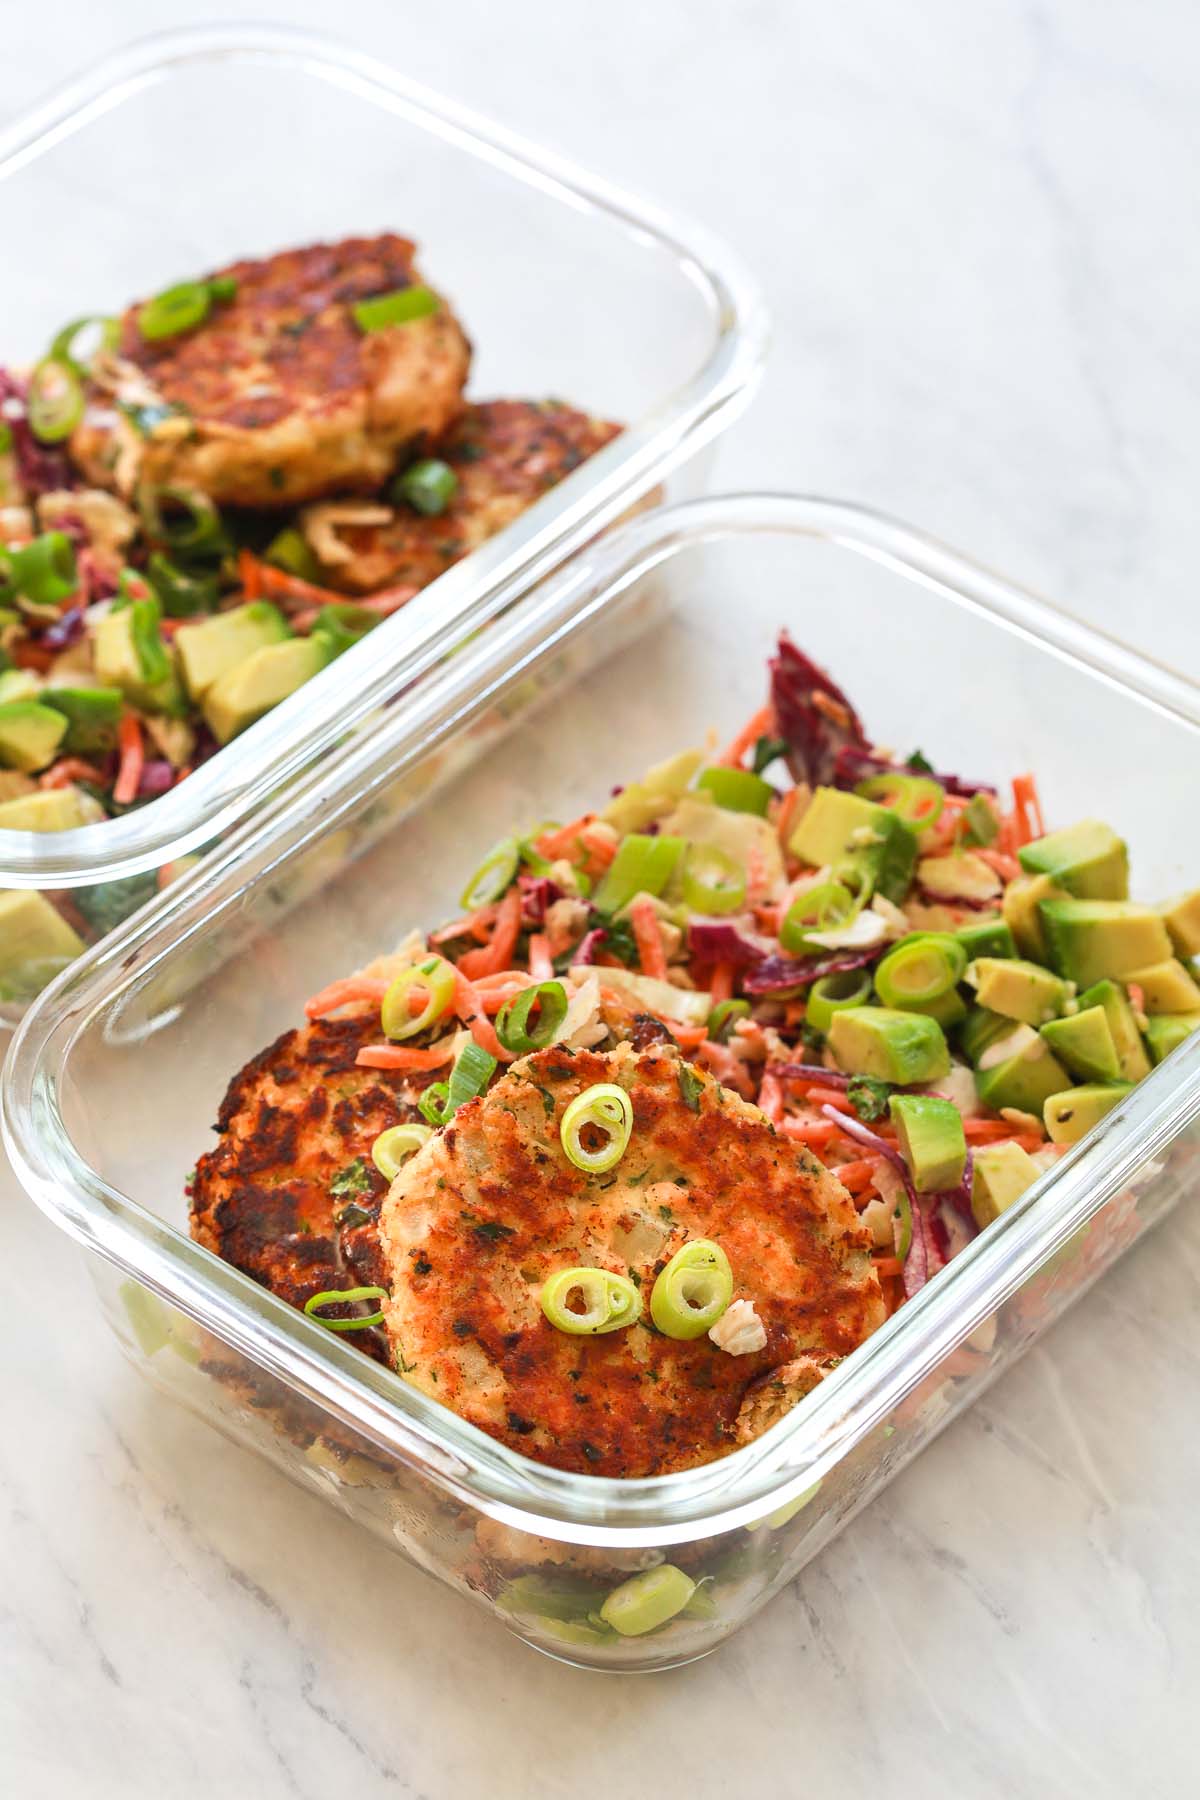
[264,526,322,583]
[138,280,212,341]
[540,1266,642,1336]
[311,603,379,661]
[599,1565,696,1636]
[27,358,83,442]
[696,766,774,816]
[4,531,77,605]
[49,314,118,372]
[592,832,685,915]
[138,484,227,558]
[892,1189,914,1262]
[649,1239,733,1340]
[874,933,967,1008]
[963,791,1001,846]
[392,457,458,517]
[460,836,520,910]
[146,551,219,618]
[352,285,439,332]
[496,980,568,1053]
[708,997,751,1042]
[856,772,945,830]
[372,1122,432,1181]
[779,879,857,953]
[303,1285,388,1332]
[418,1082,452,1126]
[805,968,873,1036]
[418,1040,498,1126]
[0,422,12,455]
[208,275,238,303]
[679,843,746,916]
[560,1083,633,1174]
[380,957,457,1041]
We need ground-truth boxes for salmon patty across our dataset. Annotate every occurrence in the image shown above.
[71,235,471,508]
[297,399,621,593]
[378,1041,885,1476]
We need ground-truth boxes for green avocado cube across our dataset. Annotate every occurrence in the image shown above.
[789,787,917,903]
[203,636,332,745]
[955,918,1015,960]
[971,1140,1041,1228]
[969,956,1070,1026]
[0,787,104,832]
[1039,1005,1121,1082]
[0,887,85,999]
[0,668,43,705]
[1143,1014,1200,1064]
[1017,819,1129,900]
[962,792,1002,846]
[1162,891,1200,960]
[1077,978,1152,1082]
[827,1006,949,1084]
[1038,899,1172,988]
[1123,959,1200,1015]
[0,700,68,773]
[176,601,290,700]
[1043,1083,1132,1146]
[960,1004,1016,1065]
[1002,873,1067,961]
[93,600,184,716]
[974,1025,1070,1114]
[888,1093,967,1193]
[42,685,124,756]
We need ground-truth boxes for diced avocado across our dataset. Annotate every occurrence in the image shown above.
[1039,1005,1121,1083]
[601,750,703,834]
[1003,873,1067,961]
[1017,819,1129,900]
[203,636,331,745]
[1039,899,1172,988]
[971,1141,1040,1228]
[175,601,290,700]
[827,1006,949,1084]
[42,686,124,755]
[1043,1083,1132,1146]
[1162,890,1200,960]
[955,917,1015,960]
[0,888,85,1000]
[592,833,685,914]
[1077,977,1152,1082]
[0,700,68,773]
[961,1004,1015,1064]
[974,1024,1070,1114]
[0,668,42,704]
[962,791,1001,846]
[917,988,968,1030]
[915,851,1002,905]
[789,787,917,903]
[888,1093,967,1193]
[93,599,185,715]
[1143,1014,1200,1064]
[1123,958,1200,1015]
[0,787,104,832]
[969,956,1070,1026]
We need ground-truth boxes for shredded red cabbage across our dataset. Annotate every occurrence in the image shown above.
[39,605,86,650]
[769,634,868,788]
[687,917,775,968]
[832,745,996,800]
[136,760,175,798]
[573,927,608,965]
[819,1103,936,1296]
[743,946,881,995]
[517,874,562,925]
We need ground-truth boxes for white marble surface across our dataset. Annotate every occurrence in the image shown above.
[4,2,1200,1793]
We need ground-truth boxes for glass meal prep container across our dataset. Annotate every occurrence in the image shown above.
[0,25,765,1016]
[6,493,1200,1673]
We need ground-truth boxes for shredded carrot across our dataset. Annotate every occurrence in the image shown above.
[754,902,783,935]
[670,1024,709,1052]
[39,756,106,790]
[534,814,596,861]
[11,639,55,673]
[745,842,769,907]
[464,887,523,981]
[780,1118,837,1147]
[871,1256,903,1280]
[112,712,144,807]
[832,1158,878,1195]
[1009,773,1045,848]
[709,960,735,1005]
[975,847,1021,881]
[431,905,499,945]
[238,547,262,601]
[527,933,553,982]
[1126,982,1145,1014]
[238,550,346,609]
[305,976,388,1020]
[803,1084,854,1112]
[719,704,772,768]
[963,1116,1021,1143]
[355,1041,454,1072]
[757,1070,784,1124]
[450,964,513,1061]
[630,895,668,980]
[773,784,802,849]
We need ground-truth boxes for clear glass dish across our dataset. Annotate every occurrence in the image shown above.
[6,494,1199,1673]
[0,23,765,903]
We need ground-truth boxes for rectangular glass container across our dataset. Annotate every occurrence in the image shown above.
[0,26,765,925]
[7,494,1199,1672]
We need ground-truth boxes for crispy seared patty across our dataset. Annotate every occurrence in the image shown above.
[299,399,620,593]
[71,235,471,508]
[189,1010,427,1348]
[378,1042,885,1476]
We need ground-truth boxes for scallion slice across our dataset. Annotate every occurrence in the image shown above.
[303,1285,388,1332]
[392,457,458,517]
[856,772,945,830]
[708,997,751,1042]
[496,980,568,1054]
[649,1239,733,1340]
[138,280,212,341]
[873,933,966,1008]
[591,833,685,915]
[680,843,747,916]
[352,285,439,332]
[4,531,77,606]
[540,1266,642,1336]
[380,957,457,1041]
[371,1122,433,1181]
[779,879,857,953]
[805,968,873,1036]
[49,314,118,373]
[696,766,774,817]
[27,358,84,443]
[138,484,227,559]
[208,275,238,303]
[560,1083,633,1174]
[460,837,520,910]
[420,1040,498,1127]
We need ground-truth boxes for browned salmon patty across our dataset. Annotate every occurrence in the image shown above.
[299,399,621,593]
[378,1041,886,1476]
[71,235,471,508]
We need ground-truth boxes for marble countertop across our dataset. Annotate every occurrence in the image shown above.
[4,2,1199,1794]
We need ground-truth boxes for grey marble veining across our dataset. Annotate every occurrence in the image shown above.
[3,1,1199,1794]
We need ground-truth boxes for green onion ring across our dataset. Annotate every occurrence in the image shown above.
[49,314,119,373]
[779,879,858,953]
[418,1082,452,1127]
[303,1286,388,1332]
[856,772,945,829]
[560,1083,634,1174]
[540,1266,643,1336]
[874,933,966,1008]
[380,957,457,1041]
[495,980,568,1054]
[352,285,439,332]
[707,997,751,1042]
[679,842,747,916]
[4,531,77,606]
[805,968,873,1036]
[649,1239,733,1340]
[459,837,520,910]
[371,1122,433,1181]
[27,358,84,443]
[392,457,458,517]
[418,1041,498,1127]
[137,280,212,341]
[137,483,227,557]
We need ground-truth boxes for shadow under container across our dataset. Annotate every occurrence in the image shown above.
[0,24,765,1019]
[6,495,1200,1671]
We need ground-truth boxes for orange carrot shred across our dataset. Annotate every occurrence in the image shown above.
[457,887,522,982]
[355,1041,454,1071]
[630,895,668,981]
[112,712,144,807]
[527,933,553,982]
[305,976,388,1020]
[39,756,106,790]
[719,704,772,768]
[709,960,735,1005]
